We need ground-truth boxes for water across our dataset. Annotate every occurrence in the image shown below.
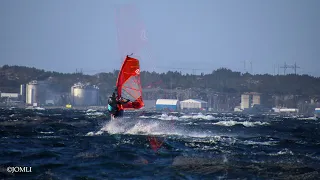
[0,108,319,179]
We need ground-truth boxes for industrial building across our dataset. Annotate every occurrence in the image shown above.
[155,99,179,111]
[252,94,260,105]
[0,93,19,99]
[315,108,320,118]
[0,93,20,105]
[273,107,299,114]
[71,82,99,106]
[240,92,261,110]
[26,80,48,106]
[20,84,26,102]
[180,99,208,110]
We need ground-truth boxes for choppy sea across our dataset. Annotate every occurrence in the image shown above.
[0,108,319,180]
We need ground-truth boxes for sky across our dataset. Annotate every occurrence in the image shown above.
[0,0,319,76]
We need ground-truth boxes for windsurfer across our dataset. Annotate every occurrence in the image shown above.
[108,88,130,118]
[107,91,117,114]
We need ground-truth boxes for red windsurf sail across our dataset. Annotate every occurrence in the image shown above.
[116,55,144,110]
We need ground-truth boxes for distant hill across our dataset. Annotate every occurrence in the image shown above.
[0,65,117,97]
[1,65,320,98]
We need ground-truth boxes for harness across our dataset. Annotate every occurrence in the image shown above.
[108,97,118,114]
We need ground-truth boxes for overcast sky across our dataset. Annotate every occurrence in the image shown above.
[1,0,319,76]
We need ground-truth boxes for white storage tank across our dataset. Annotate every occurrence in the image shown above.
[20,84,26,102]
[71,83,99,106]
[26,80,48,105]
[26,80,48,106]
[26,82,37,105]
[180,99,208,110]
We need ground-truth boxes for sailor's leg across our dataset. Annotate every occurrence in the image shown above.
[112,111,119,119]
[119,110,124,117]
[111,112,117,120]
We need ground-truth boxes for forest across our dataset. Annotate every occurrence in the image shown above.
[1,65,320,98]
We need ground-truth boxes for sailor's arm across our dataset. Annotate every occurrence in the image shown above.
[119,97,130,103]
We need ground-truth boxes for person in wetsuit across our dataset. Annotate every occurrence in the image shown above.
[107,91,118,115]
[108,88,130,118]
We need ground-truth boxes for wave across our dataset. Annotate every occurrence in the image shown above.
[86,118,178,136]
[241,140,278,146]
[212,120,269,127]
[180,114,215,120]
[269,148,294,156]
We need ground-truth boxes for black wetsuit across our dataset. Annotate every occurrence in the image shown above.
[107,93,118,115]
[113,98,130,118]
[109,98,130,118]
[113,107,124,117]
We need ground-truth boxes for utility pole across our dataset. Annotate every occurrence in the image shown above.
[241,61,246,73]
[280,62,300,75]
[280,62,289,75]
[250,61,253,74]
[292,62,300,75]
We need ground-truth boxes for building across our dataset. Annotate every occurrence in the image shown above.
[273,108,299,114]
[155,99,179,111]
[241,94,251,110]
[20,84,26,103]
[241,92,261,110]
[180,99,208,110]
[234,106,242,112]
[71,82,99,106]
[26,80,48,106]
[0,93,19,99]
[315,108,320,118]
[0,93,20,104]
[252,94,260,106]
[45,100,54,105]
[279,108,299,114]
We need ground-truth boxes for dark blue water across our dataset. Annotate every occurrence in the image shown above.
[0,108,319,180]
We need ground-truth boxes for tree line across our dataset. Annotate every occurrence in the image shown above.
[1,65,320,98]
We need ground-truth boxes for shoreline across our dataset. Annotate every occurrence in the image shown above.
[0,104,107,111]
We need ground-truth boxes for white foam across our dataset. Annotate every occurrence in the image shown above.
[159,114,179,121]
[242,140,277,146]
[213,120,269,127]
[86,109,96,112]
[86,116,185,137]
[86,132,95,136]
[180,113,215,120]
[86,114,265,138]
[184,136,237,147]
[85,130,104,136]
[298,117,317,120]
[126,121,161,135]
[85,112,104,116]
[39,131,54,134]
[270,148,294,156]
[138,115,149,119]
